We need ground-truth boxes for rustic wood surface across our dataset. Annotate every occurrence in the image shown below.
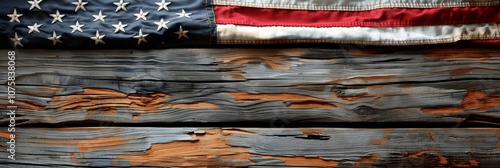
[0,48,499,125]
[1,127,500,167]
[1,47,499,167]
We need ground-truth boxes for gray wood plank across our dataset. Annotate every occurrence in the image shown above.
[1,127,499,167]
[0,48,499,125]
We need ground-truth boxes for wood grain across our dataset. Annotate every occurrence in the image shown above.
[1,127,500,167]
[1,48,499,125]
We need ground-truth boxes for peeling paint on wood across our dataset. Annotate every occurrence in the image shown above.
[1,128,499,167]
[421,91,500,115]
[0,48,498,125]
[0,47,499,167]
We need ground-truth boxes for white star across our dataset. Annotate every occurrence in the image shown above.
[176,9,192,18]
[27,23,42,34]
[112,21,127,33]
[50,10,65,24]
[92,10,107,22]
[10,32,23,47]
[113,0,129,12]
[47,31,63,45]
[174,26,189,39]
[90,30,105,45]
[7,9,23,23]
[28,0,42,10]
[154,18,170,31]
[156,0,171,11]
[70,21,84,33]
[72,0,88,12]
[134,9,148,21]
[133,29,148,45]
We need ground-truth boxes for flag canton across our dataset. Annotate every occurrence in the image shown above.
[0,0,216,49]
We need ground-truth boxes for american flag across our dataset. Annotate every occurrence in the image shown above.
[1,0,500,48]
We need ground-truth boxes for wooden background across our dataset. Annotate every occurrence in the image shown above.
[1,47,500,167]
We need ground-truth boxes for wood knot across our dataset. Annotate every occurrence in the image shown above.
[354,105,378,116]
[330,85,346,96]
[141,98,151,103]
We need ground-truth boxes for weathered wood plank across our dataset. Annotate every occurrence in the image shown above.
[1,127,499,167]
[1,48,499,125]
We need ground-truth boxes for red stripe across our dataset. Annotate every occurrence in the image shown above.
[472,39,500,45]
[214,5,500,27]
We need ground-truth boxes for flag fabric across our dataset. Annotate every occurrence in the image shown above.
[1,0,500,48]
[1,0,215,48]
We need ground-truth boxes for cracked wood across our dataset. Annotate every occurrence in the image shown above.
[1,128,499,167]
[0,48,499,125]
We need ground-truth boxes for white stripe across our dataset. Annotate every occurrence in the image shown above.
[217,23,500,45]
[213,0,500,11]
